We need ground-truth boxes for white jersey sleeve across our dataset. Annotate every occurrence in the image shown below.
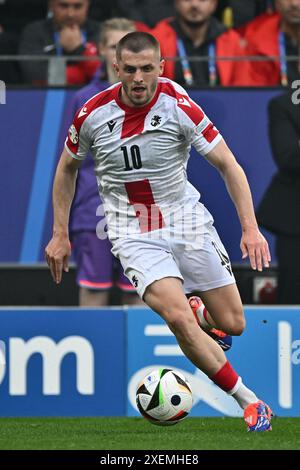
[175,90,222,156]
[64,84,121,160]
[64,105,92,160]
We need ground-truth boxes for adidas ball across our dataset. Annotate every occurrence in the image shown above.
[136,368,193,426]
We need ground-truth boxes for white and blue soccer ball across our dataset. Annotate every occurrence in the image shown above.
[136,368,193,426]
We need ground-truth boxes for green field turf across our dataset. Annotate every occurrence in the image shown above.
[0,417,299,450]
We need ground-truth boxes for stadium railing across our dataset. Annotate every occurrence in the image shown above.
[1,54,299,86]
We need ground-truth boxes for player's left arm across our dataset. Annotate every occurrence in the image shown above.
[205,138,271,271]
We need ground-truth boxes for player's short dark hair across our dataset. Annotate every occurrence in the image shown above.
[116,32,160,61]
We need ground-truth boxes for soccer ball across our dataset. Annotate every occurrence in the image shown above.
[136,368,193,426]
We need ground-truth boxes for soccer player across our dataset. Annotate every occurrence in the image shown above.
[69,18,144,306]
[45,32,273,431]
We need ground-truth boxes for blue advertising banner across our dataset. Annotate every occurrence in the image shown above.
[127,307,300,417]
[0,307,299,417]
[0,88,281,263]
[0,308,125,416]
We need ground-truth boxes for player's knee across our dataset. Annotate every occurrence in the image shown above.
[226,315,246,336]
[166,309,196,337]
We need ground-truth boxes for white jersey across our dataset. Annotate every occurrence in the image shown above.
[65,77,222,240]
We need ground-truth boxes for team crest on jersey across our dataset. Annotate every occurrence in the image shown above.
[68,124,79,144]
[151,115,162,127]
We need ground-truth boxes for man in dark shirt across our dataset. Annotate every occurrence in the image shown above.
[152,0,246,87]
[257,91,300,303]
[170,2,227,86]
[19,0,100,85]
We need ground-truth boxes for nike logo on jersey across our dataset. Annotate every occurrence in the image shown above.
[107,120,117,132]
[78,107,88,118]
[177,96,191,108]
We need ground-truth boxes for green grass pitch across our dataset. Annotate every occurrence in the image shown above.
[0,417,299,450]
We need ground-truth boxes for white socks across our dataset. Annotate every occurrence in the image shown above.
[229,378,259,409]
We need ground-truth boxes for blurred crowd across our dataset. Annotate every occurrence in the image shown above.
[0,0,299,87]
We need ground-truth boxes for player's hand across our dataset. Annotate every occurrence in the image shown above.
[240,226,271,271]
[45,234,71,284]
[59,25,83,52]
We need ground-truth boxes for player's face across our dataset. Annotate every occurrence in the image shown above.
[50,0,89,28]
[115,48,165,107]
[100,30,133,83]
[275,0,300,24]
[175,0,217,26]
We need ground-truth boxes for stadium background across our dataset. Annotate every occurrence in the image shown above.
[1,88,279,264]
[0,1,300,450]
[0,0,300,452]
[0,87,280,306]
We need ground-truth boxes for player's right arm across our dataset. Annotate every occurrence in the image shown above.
[46,92,93,283]
[45,148,82,284]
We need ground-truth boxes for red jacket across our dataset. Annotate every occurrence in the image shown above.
[152,18,248,86]
[242,12,281,86]
[67,41,100,85]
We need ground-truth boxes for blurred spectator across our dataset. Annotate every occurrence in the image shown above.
[19,0,100,86]
[114,0,265,29]
[70,18,143,306]
[242,0,300,86]
[256,91,300,303]
[116,0,175,28]
[152,0,247,87]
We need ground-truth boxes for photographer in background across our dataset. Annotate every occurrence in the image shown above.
[257,91,300,303]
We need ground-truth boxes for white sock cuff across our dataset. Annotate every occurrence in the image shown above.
[227,376,242,396]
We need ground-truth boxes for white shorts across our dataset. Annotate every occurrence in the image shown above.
[111,222,236,299]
